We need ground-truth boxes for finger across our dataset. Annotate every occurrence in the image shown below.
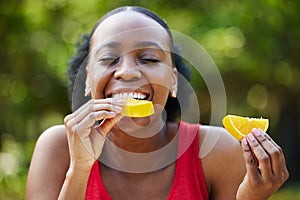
[68,102,122,128]
[72,98,116,118]
[89,129,106,159]
[79,113,121,159]
[261,130,283,157]
[74,104,122,123]
[241,137,261,183]
[264,132,288,172]
[111,98,126,106]
[65,99,98,127]
[72,99,97,117]
[76,111,117,134]
[98,114,124,136]
[255,129,287,176]
[64,113,74,125]
[94,98,125,107]
[65,98,124,135]
[246,133,272,178]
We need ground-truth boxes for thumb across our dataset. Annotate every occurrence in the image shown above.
[241,137,261,181]
[89,129,106,159]
[98,114,123,136]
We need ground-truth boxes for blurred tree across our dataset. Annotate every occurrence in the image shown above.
[0,0,299,198]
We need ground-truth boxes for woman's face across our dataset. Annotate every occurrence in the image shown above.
[86,11,177,122]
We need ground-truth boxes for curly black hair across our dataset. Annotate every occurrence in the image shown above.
[68,6,192,122]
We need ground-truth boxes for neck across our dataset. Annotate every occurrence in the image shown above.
[107,115,173,153]
[100,118,179,173]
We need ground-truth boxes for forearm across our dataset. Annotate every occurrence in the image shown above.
[58,167,91,200]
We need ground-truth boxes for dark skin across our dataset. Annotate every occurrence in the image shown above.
[100,122,178,200]
[100,162,176,200]
[26,11,289,200]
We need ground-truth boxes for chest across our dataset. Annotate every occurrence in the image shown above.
[100,163,176,200]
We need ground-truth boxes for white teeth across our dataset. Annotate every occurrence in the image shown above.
[140,94,146,99]
[112,92,147,100]
[113,93,121,98]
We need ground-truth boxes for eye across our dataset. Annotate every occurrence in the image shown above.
[139,55,160,64]
[98,56,119,66]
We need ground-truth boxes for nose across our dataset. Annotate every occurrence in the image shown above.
[114,57,142,81]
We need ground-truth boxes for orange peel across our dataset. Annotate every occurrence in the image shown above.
[122,98,155,118]
[222,115,269,141]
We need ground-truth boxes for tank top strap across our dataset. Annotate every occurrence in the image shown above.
[86,161,111,200]
[167,121,209,200]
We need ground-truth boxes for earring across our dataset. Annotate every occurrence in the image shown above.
[170,90,177,98]
[85,88,91,97]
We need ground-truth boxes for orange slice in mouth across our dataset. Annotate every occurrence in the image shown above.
[122,98,155,118]
[222,115,269,141]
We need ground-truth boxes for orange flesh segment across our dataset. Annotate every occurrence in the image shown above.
[222,115,269,141]
[122,98,155,118]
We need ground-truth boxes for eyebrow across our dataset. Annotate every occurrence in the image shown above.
[97,41,121,50]
[93,41,120,56]
[135,41,164,52]
[94,41,166,56]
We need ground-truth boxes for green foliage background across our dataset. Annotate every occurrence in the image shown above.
[0,0,299,199]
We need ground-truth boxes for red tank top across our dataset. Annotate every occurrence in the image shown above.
[86,121,209,200]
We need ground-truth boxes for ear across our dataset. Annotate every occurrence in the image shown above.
[85,66,91,97]
[170,68,178,98]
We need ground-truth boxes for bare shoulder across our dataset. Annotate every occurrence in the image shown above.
[199,125,246,199]
[26,125,70,199]
[36,125,69,152]
[33,125,69,164]
[199,125,241,157]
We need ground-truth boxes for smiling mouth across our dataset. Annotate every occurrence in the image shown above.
[111,92,149,100]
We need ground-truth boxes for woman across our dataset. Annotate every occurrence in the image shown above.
[26,6,289,200]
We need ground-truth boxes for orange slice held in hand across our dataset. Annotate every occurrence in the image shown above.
[122,98,155,118]
[222,115,269,141]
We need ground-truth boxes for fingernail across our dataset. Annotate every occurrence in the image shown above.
[242,137,250,151]
[109,111,117,116]
[114,106,123,112]
[252,128,261,137]
[248,133,256,142]
[258,128,265,134]
[113,99,126,105]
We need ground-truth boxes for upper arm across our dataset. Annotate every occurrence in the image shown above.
[200,126,246,200]
[26,125,70,200]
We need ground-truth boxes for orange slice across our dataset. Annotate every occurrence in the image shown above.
[122,98,155,118]
[222,115,269,141]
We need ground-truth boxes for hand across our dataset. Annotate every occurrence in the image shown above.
[237,128,289,200]
[63,98,125,170]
